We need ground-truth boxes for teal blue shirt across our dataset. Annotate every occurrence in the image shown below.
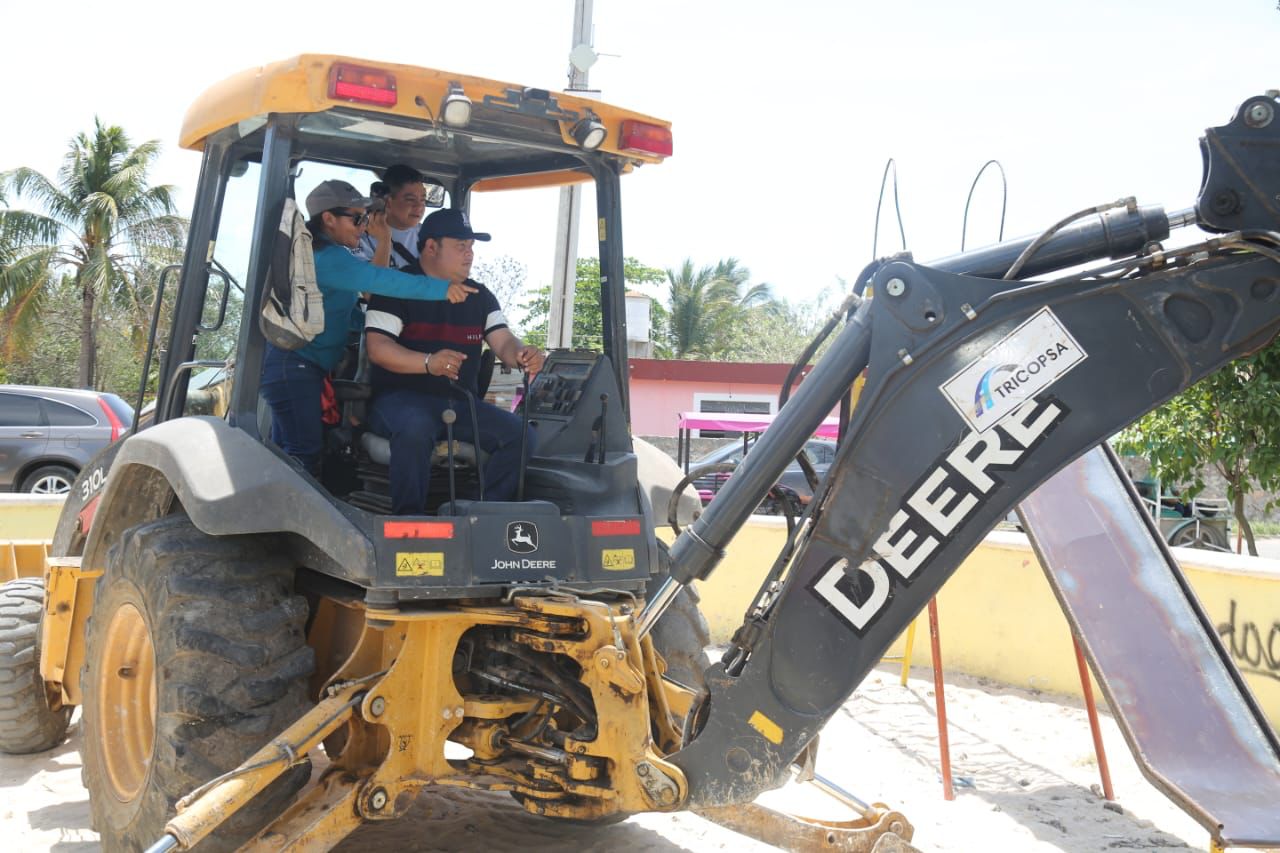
[296,241,449,370]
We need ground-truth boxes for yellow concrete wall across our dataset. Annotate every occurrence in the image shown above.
[689,521,1280,732]
[0,495,64,541]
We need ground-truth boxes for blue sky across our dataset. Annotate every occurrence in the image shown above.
[4,0,1278,310]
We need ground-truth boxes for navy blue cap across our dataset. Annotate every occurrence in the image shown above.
[418,208,491,248]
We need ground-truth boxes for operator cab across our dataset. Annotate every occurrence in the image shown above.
[150,56,672,599]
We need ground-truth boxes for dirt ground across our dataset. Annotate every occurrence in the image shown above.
[0,665,1245,853]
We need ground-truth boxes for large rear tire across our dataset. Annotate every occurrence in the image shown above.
[80,515,315,852]
[649,543,712,693]
[0,577,72,753]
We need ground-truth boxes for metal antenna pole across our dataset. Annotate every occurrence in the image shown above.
[547,0,595,350]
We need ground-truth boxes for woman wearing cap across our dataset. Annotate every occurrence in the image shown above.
[260,179,475,476]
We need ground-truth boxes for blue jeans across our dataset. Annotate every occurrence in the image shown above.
[260,345,327,474]
[369,387,534,514]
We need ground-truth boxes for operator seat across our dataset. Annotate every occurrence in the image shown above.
[338,337,498,514]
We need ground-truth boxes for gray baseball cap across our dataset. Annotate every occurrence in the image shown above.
[305,180,372,218]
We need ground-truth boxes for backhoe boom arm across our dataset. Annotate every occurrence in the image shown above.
[663,93,1280,807]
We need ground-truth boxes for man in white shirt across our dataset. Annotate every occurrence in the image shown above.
[356,164,443,269]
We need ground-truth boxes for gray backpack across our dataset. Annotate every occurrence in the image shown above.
[259,198,324,349]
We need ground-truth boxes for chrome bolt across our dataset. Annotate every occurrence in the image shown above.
[1246,102,1274,127]
[961,303,977,320]
[885,278,906,297]
[897,348,914,366]
[369,696,386,717]
[637,764,650,776]
[443,707,453,719]
[370,788,388,811]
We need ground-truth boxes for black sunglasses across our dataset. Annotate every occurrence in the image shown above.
[330,210,369,226]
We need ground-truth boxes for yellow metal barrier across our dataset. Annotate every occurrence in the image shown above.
[0,540,51,583]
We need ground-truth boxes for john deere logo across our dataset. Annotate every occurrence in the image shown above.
[506,522,539,554]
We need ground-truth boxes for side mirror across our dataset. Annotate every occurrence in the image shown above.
[425,180,446,209]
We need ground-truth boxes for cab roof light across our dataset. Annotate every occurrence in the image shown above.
[329,63,398,107]
[440,82,473,128]
[619,120,673,157]
[572,111,607,151]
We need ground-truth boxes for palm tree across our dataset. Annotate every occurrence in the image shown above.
[0,119,185,388]
[666,257,773,358]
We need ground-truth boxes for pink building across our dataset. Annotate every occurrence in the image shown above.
[627,359,815,438]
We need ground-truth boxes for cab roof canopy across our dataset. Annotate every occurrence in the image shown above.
[180,54,672,192]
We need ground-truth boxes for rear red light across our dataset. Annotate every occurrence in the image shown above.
[96,396,124,441]
[329,63,398,107]
[592,519,641,537]
[618,120,673,157]
[384,521,454,539]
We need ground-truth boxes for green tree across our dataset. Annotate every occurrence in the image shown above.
[521,257,665,350]
[472,254,528,311]
[0,119,186,388]
[665,258,773,359]
[1116,344,1280,555]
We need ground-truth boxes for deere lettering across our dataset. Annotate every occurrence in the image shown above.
[811,396,1067,633]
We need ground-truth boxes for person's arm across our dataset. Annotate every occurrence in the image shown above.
[486,327,544,376]
[365,211,394,268]
[479,292,545,376]
[315,244,474,302]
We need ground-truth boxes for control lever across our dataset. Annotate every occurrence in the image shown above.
[516,372,531,501]
[442,407,458,510]
[448,380,485,501]
[596,393,608,465]
[584,392,609,464]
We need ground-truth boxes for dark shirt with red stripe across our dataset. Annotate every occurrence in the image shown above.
[365,274,507,397]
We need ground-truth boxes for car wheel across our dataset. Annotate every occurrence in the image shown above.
[20,465,77,495]
[1167,520,1230,551]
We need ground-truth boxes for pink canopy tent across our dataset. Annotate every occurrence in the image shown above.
[675,411,841,472]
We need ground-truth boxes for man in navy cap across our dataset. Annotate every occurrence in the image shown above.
[365,208,544,513]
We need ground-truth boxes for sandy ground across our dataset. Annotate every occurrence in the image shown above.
[2,662,1251,853]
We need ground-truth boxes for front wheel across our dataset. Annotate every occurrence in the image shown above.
[80,515,315,851]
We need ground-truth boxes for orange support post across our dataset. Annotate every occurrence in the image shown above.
[928,598,954,801]
[1073,637,1115,801]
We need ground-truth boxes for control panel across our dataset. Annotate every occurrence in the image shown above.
[524,351,629,459]
[526,352,596,417]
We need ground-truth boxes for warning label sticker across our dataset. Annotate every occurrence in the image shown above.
[396,552,445,577]
[602,548,636,571]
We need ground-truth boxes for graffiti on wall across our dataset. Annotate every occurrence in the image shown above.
[1217,600,1280,683]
